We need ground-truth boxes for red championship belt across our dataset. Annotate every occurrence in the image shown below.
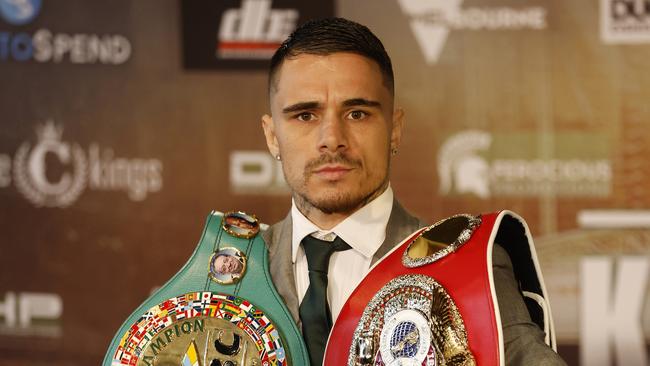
[325,211,555,366]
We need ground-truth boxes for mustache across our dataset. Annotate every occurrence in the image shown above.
[304,153,362,172]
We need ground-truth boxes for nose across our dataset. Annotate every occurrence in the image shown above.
[318,113,348,153]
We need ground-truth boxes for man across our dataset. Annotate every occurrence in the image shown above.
[260,17,565,366]
[213,253,244,276]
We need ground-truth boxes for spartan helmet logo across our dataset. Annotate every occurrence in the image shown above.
[437,130,491,199]
[13,120,87,207]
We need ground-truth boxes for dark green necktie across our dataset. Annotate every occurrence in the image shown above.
[299,235,352,366]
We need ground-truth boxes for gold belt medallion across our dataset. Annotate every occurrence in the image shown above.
[350,275,475,366]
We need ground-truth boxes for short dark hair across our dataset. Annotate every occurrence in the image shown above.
[268,17,394,95]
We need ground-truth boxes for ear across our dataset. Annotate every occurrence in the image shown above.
[261,114,280,158]
[390,107,404,152]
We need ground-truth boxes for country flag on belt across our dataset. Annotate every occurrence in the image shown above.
[160,299,176,311]
[248,317,261,330]
[203,304,217,317]
[181,341,201,366]
[156,308,170,319]
[131,329,145,342]
[223,302,240,314]
[257,320,274,336]
[272,337,282,351]
[270,329,280,341]
[175,301,188,314]
[182,308,199,318]
[275,346,286,360]
[258,343,267,360]
[240,300,253,312]
[130,321,142,332]
[267,350,277,364]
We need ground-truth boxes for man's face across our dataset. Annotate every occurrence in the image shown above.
[215,255,242,274]
[262,52,403,215]
[226,216,255,230]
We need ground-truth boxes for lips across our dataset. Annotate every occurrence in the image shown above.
[313,165,354,180]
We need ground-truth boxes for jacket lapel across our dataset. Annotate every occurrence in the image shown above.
[262,213,301,324]
[371,199,423,265]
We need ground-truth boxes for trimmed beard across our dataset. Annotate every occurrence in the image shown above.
[298,178,388,215]
[286,150,391,215]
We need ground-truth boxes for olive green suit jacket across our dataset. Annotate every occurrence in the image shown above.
[261,200,566,365]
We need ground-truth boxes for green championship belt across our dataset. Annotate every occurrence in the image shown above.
[103,211,309,366]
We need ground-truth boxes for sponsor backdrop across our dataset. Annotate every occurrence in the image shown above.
[1,0,649,364]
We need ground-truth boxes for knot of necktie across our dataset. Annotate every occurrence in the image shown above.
[301,235,352,273]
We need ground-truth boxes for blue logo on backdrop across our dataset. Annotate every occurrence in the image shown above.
[0,0,42,25]
[0,0,132,64]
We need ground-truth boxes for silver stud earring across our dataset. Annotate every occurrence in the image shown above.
[275,154,281,161]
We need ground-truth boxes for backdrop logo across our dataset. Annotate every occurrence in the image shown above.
[0,0,132,64]
[6,120,163,208]
[438,130,491,198]
[601,0,650,43]
[181,0,334,70]
[229,150,288,194]
[218,0,298,60]
[0,0,41,25]
[438,130,612,198]
[0,291,62,338]
[397,0,547,64]
[14,121,86,207]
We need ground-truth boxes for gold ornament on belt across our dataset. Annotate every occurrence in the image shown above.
[350,274,476,366]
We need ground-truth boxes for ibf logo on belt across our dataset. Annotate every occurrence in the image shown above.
[601,0,650,43]
[181,0,334,70]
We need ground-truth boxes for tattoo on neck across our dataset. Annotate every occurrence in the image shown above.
[294,194,313,218]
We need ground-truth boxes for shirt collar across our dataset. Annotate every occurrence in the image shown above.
[291,185,394,263]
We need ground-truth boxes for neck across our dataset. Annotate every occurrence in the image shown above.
[294,182,389,230]
[295,200,351,230]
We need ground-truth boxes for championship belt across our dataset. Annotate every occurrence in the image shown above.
[325,210,556,366]
[103,211,309,366]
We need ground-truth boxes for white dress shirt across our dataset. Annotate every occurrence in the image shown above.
[291,186,394,322]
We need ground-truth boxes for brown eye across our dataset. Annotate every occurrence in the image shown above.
[297,112,315,122]
[348,110,366,120]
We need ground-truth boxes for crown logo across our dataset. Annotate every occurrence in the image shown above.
[36,120,64,142]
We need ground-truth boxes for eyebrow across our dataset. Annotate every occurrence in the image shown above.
[282,101,320,114]
[281,98,381,114]
[342,98,382,108]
